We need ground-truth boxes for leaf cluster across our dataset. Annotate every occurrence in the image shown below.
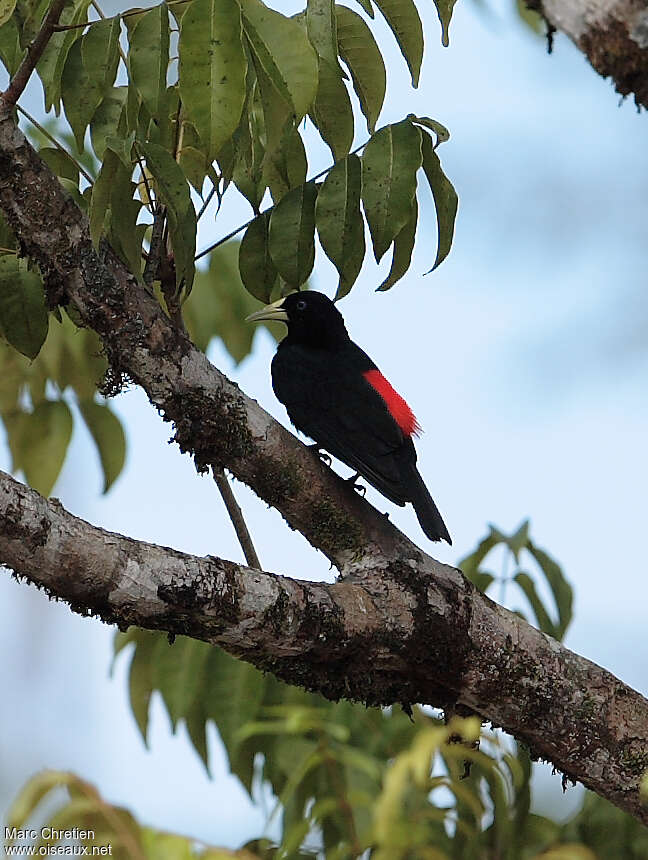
[5,770,258,859]
[459,519,573,642]
[0,0,461,498]
[1,0,460,303]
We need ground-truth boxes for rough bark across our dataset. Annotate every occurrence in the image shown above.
[0,108,646,825]
[1,469,647,824]
[528,0,648,108]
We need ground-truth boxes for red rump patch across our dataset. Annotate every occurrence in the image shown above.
[363,369,422,437]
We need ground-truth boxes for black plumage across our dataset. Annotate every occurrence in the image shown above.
[247,291,451,544]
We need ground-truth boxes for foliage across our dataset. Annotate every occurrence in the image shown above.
[0,0,458,498]
[4,770,260,859]
[459,519,573,642]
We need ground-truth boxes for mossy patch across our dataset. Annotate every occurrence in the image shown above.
[253,457,302,506]
[309,498,365,557]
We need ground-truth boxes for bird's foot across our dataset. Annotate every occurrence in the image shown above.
[346,472,366,496]
[308,444,331,466]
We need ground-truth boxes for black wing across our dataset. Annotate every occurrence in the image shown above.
[272,340,415,505]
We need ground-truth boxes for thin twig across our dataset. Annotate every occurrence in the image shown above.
[143,207,166,285]
[90,0,128,66]
[55,0,190,31]
[197,182,217,223]
[194,138,369,262]
[172,100,183,162]
[213,468,261,569]
[15,104,94,184]
[1,0,68,109]
[133,141,155,214]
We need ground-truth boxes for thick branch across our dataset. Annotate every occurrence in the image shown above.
[1,470,647,824]
[0,111,406,577]
[0,105,646,827]
[528,0,648,108]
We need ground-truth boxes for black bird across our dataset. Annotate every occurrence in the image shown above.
[246,291,451,544]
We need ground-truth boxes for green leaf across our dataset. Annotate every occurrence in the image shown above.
[38,146,79,183]
[78,400,126,493]
[104,130,135,169]
[6,772,76,835]
[183,701,210,771]
[90,87,127,161]
[104,156,144,279]
[17,399,73,496]
[471,570,495,593]
[127,630,161,743]
[253,64,289,153]
[420,130,458,271]
[37,0,91,113]
[139,140,191,219]
[307,0,339,70]
[179,0,247,161]
[153,637,211,729]
[176,120,211,194]
[377,196,417,291]
[409,114,450,146]
[240,0,318,121]
[527,542,573,640]
[239,211,278,302]
[280,126,308,191]
[361,120,422,262]
[315,153,364,299]
[335,5,385,134]
[15,0,48,49]
[0,16,22,75]
[129,4,170,124]
[310,56,354,160]
[269,182,318,287]
[89,148,120,246]
[82,15,120,93]
[433,0,457,47]
[223,82,266,210]
[373,0,422,86]
[507,518,530,560]
[513,571,557,639]
[458,526,502,584]
[0,0,16,29]
[61,38,104,151]
[184,240,278,362]
[140,141,196,290]
[0,256,48,359]
[201,647,266,793]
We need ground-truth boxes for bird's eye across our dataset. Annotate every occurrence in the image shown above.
[295,299,307,311]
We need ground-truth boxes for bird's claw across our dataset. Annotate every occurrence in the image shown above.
[308,444,331,466]
[346,472,366,496]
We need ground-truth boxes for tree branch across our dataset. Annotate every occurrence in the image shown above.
[1,469,647,824]
[213,467,261,569]
[0,108,646,826]
[527,0,648,108]
[0,0,67,108]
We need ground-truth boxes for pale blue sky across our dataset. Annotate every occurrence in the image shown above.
[1,0,647,847]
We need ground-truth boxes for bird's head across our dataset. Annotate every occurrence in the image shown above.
[246,291,349,348]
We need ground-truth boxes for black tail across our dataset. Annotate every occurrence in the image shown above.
[409,467,452,544]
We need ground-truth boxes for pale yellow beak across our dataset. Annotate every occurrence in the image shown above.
[245,297,288,323]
